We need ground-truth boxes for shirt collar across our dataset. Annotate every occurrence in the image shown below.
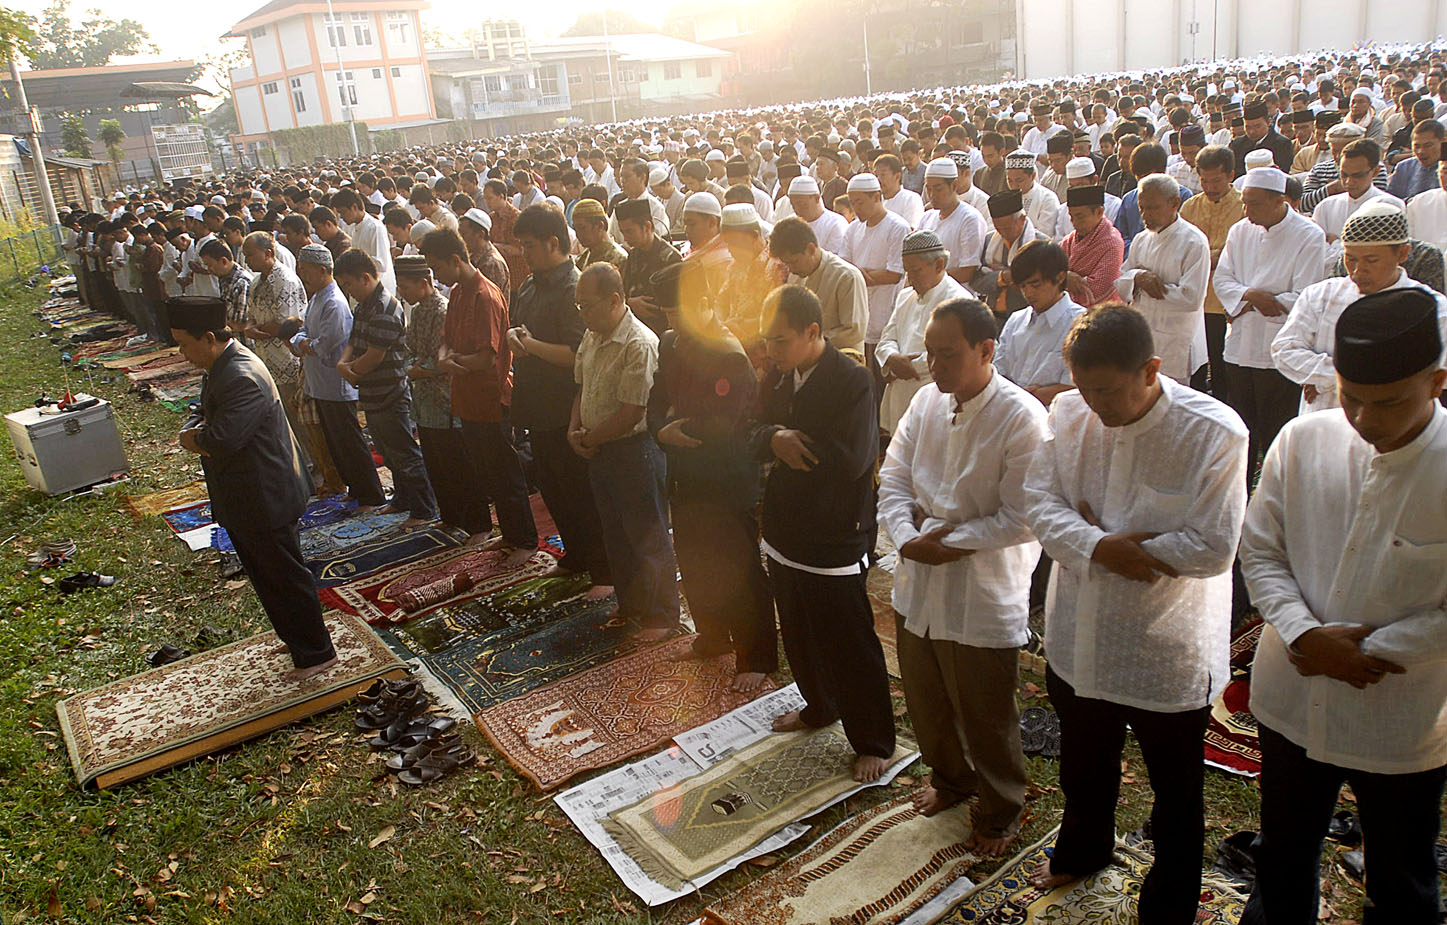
[1370,405,1445,469]
[1032,292,1077,327]
[951,368,999,426]
[600,308,638,345]
[1118,376,1175,438]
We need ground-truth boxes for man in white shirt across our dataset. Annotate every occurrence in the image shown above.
[180,207,221,298]
[948,150,993,224]
[993,240,1085,403]
[1405,157,1447,250]
[1024,305,1248,921]
[1005,151,1062,233]
[776,175,847,254]
[1310,138,1404,274]
[840,172,911,385]
[648,168,687,237]
[332,189,394,295]
[879,297,1047,854]
[1020,102,1066,158]
[1239,289,1447,925]
[875,230,969,432]
[1114,174,1212,384]
[919,157,987,289]
[607,159,670,243]
[875,154,924,229]
[769,217,867,352]
[1214,167,1327,476]
[1273,201,1447,414]
[511,170,545,211]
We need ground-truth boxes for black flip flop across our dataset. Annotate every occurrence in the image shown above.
[1211,830,1258,888]
[147,643,192,668]
[1326,810,1362,848]
[58,571,116,594]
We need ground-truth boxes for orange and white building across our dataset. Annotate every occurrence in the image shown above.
[223,0,437,150]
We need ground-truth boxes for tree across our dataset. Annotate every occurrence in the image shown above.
[98,117,124,165]
[0,6,36,61]
[59,113,89,157]
[27,0,152,69]
[561,10,658,37]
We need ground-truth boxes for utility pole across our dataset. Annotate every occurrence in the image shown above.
[323,0,360,155]
[862,14,872,96]
[602,9,618,123]
[9,55,58,225]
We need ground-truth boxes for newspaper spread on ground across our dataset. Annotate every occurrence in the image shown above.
[176,525,215,552]
[556,683,920,905]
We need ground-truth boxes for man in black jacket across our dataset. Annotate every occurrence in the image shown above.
[752,284,896,781]
[1229,101,1295,177]
[171,296,337,682]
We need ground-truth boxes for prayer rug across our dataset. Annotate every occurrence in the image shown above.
[309,526,463,587]
[208,496,360,550]
[125,481,210,517]
[318,543,557,625]
[161,501,215,534]
[1204,618,1264,777]
[931,827,1246,923]
[384,572,597,656]
[476,634,776,790]
[100,346,178,369]
[388,594,644,714]
[56,612,405,789]
[602,725,917,890]
[702,795,976,925]
[297,510,409,558]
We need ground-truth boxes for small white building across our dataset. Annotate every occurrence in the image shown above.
[224,0,436,154]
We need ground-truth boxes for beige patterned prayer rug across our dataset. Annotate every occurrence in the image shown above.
[475,635,776,791]
[703,795,976,924]
[931,826,1246,923]
[602,725,916,890]
[124,481,210,516]
[57,612,405,789]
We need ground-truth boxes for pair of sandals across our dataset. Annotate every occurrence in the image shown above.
[378,721,476,786]
[146,625,231,668]
[1210,813,1366,890]
[1019,706,1061,758]
[58,571,116,594]
[355,679,430,732]
[26,539,77,569]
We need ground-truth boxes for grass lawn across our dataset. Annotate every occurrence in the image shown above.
[0,281,1412,923]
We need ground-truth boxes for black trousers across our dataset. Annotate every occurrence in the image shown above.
[530,426,609,584]
[314,398,386,507]
[225,519,336,669]
[1223,363,1299,487]
[673,495,777,674]
[1046,666,1210,925]
[418,425,490,534]
[769,559,895,759]
[459,416,537,548]
[1188,313,1230,403]
[1242,724,1446,925]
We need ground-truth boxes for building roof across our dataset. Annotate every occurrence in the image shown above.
[3,60,202,112]
[225,0,428,38]
[529,33,734,63]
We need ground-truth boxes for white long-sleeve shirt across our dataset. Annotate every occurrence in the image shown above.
[1406,187,1447,251]
[1024,378,1249,712]
[879,371,1048,647]
[920,201,988,273]
[1241,406,1447,774]
[1310,186,1405,274]
[345,213,395,294]
[1114,216,1212,382]
[874,275,970,432]
[1271,271,1447,413]
[1214,208,1327,369]
[993,291,1084,389]
[841,210,912,343]
[1020,184,1061,235]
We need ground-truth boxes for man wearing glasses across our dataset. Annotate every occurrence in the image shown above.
[1310,139,1404,277]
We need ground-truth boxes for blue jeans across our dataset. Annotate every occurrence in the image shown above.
[365,398,437,521]
[587,434,678,629]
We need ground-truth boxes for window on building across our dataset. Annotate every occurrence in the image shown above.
[386,12,410,44]
[291,77,307,112]
[538,65,559,97]
[324,13,347,47]
[351,12,373,46]
[594,71,610,83]
[695,60,711,78]
[335,70,357,107]
[372,67,382,79]
[391,66,401,77]
[506,73,528,91]
[484,75,502,93]
[262,81,278,95]
[664,62,681,80]
[637,67,647,81]
[568,72,582,85]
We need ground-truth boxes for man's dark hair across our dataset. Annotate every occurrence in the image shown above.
[1064,304,1155,371]
[309,206,339,228]
[515,202,569,252]
[483,178,509,198]
[409,185,437,205]
[580,261,623,297]
[1010,240,1069,285]
[279,214,311,236]
[1342,138,1382,169]
[199,239,232,263]
[221,216,247,235]
[382,208,413,228]
[931,298,997,345]
[331,188,363,212]
[769,216,817,255]
[724,184,754,205]
[334,248,378,279]
[1195,144,1234,174]
[765,284,822,331]
[417,227,469,264]
[1129,142,1169,177]
[1412,118,1446,140]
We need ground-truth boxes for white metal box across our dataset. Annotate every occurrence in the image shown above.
[5,398,130,494]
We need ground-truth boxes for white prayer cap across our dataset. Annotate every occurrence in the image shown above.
[461,208,492,233]
[210,194,227,206]
[410,218,437,240]
[787,175,820,196]
[1242,167,1288,194]
[1065,156,1097,179]
[705,148,726,162]
[183,205,205,220]
[648,167,670,187]
[545,195,565,211]
[683,192,721,217]
[1326,121,1366,141]
[846,172,881,193]
[1243,149,1275,169]
[757,139,773,151]
[923,157,958,180]
[1013,112,1028,123]
[1350,86,1372,100]
[720,203,762,231]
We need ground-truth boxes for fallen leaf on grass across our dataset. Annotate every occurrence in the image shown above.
[367,825,395,849]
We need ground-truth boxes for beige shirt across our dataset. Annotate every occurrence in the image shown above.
[573,308,658,433]
[790,249,869,352]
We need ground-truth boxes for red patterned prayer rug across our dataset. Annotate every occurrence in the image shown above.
[475,634,775,790]
[1204,618,1264,777]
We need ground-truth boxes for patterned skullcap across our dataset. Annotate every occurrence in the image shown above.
[1004,151,1037,171]
[901,229,946,259]
[297,243,333,269]
[1341,200,1409,247]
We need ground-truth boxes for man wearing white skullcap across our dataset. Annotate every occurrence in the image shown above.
[1214,167,1327,475]
[1272,200,1447,414]
[1343,86,1387,147]
[777,174,847,255]
[1232,149,1278,192]
[1053,156,1122,242]
[918,157,987,288]
[841,173,912,381]
[1310,138,1404,276]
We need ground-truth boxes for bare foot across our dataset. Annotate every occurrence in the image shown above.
[912,785,960,817]
[967,831,1018,857]
[400,517,432,529]
[282,656,338,683]
[501,546,536,568]
[271,642,291,655]
[583,583,615,601]
[853,754,890,782]
[771,710,809,732]
[631,627,674,643]
[1029,859,1079,891]
[479,534,510,551]
[541,562,571,579]
[730,671,769,693]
